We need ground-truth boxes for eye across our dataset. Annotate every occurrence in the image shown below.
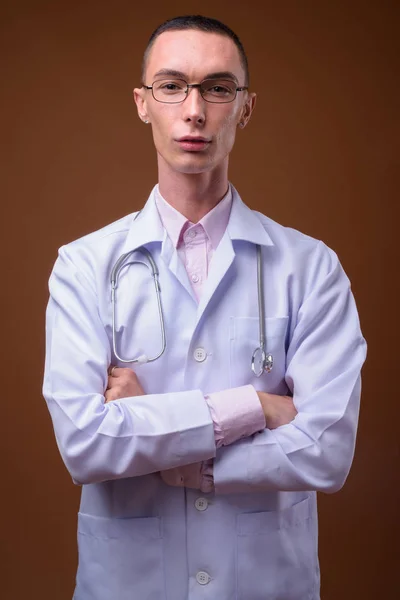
[202,80,236,97]
[160,83,179,90]
[210,85,231,94]
[155,80,186,94]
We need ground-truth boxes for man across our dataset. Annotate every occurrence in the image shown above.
[43,15,367,600]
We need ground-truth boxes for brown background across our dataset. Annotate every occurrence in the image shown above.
[0,0,398,598]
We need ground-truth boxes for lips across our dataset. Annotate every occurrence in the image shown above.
[176,136,211,151]
[177,136,210,143]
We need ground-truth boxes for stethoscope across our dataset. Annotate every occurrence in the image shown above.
[110,244,273,377]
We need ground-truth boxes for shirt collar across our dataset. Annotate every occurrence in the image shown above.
[154,187,187,249]
[121,183,273,256]
[154,185,232,251]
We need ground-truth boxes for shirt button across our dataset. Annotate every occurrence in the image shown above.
[196,571,211,585]
[191,274,200,283]
[194,347,207,362]
[187,229,197,239]
[195,497,208,511]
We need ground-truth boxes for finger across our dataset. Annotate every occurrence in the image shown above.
[105,389,117,403]
[108,365,123,377]
[113,367,140,381]
[107,375,117,389]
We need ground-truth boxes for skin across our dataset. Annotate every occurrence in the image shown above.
[133,29,255,223]
[106,29,297,432]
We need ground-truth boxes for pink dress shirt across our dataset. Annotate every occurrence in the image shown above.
[155,186,266,492]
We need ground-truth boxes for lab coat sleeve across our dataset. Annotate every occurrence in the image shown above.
[43,246,216,485]
[213,242,367,494]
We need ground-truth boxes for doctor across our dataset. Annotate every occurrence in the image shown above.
[43,14,366,600]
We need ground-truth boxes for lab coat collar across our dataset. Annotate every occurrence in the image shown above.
[227,185,274,247]
[121,183,274,256]
[195,188,274,321]
[121,186,166,255]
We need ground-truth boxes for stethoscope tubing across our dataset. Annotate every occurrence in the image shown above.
[111,248,166,364]
[256,244,266,349]
[110,242,272,375]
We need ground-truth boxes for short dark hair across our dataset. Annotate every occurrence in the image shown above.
[142,15,250,85]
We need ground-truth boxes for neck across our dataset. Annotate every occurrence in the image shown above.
[157,157,229,223]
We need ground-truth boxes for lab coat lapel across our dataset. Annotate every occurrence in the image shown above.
[196,231,235,322]
[161,236,198,302]
[120,187,197,301]
[195,187,274,325]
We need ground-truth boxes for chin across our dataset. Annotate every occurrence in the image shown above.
[172,154,216,175]
[158,149,222,175]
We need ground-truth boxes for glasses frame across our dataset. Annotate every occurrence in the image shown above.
[142,78,248,104]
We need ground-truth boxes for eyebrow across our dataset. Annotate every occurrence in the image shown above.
[151,69,239,84]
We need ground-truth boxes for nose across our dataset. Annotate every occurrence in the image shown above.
[182,86,206,125]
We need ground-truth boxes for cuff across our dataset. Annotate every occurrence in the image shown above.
[205,385,266,447]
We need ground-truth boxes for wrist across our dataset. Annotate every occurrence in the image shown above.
[257,391,272,426]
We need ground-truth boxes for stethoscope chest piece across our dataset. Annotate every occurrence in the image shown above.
[251,347,274,377]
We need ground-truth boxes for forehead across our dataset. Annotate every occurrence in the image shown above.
[145,29,245,81]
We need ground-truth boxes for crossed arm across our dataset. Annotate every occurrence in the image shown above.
[105,367,298,489]
[105,367,298,431]
[44,243,365,492]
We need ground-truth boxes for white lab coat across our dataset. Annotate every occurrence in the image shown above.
[43,185,366,600]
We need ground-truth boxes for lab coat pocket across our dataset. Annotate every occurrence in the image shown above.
[230,316,289,392]
[75,513,166,600]
[236,497,317,600]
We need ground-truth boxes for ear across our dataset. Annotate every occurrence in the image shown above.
[238,92,256,129]
[133,87,150,124]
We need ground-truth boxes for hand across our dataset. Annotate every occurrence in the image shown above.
[257,392,298,429]
[104,368,211,490]
[105,366,145,403]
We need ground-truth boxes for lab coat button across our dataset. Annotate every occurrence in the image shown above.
[196,571,211,585]
[195,497,208,511]
[194,347,207,362]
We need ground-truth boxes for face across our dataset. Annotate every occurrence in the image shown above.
[134,30,256,176]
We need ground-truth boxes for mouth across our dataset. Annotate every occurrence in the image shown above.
[175,136,211,152]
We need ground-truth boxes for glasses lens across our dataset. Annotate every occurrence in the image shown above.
[153,79,187,103]
[201,79,236,103]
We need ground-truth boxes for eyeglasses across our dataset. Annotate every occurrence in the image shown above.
[143,78,248,104]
